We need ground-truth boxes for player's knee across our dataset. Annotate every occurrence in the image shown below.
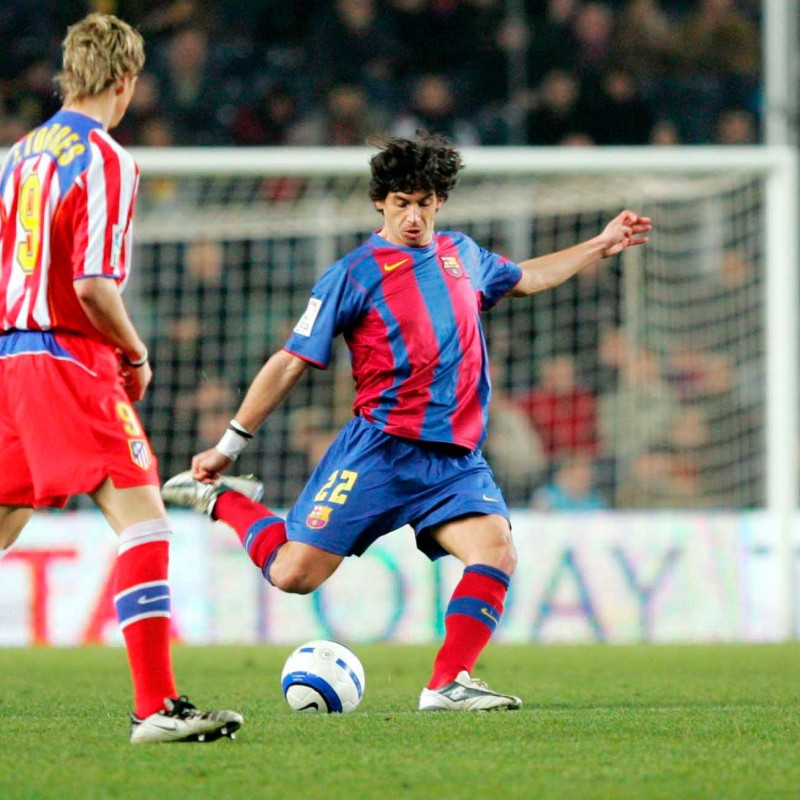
[482,522,518,576]
[498,538,518,576]
[268,560,323,595]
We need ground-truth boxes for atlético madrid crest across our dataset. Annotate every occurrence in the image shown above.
[306,504,333,529]
[128,439,152,470]
[441,255,464,278]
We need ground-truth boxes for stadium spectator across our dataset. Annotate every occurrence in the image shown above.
[112,71,164,146]
[516,354,599,458]
[532,453,608,510]
[570,1,615,77]
[288,83,388,146]
[390,73,480,146]
[714,107,758,144]
[654,0,760,142]
[0,12,242,745]
[587,67,657,145]
[307,0,396,105]
[615,447,707,509]
[598,345,681,466]
[151,25,229,144]
[522,0,581,82]
[650,118,682,145]
[161,131,651,711]
[613,0,676,72]
[484,358,548,506]
[229,83,302,146]
[289,406,341,470]
[0,1,766,148]
[524,68,593,145]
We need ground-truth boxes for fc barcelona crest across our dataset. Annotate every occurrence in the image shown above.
[440,255,464,278]
[306,504,333,529]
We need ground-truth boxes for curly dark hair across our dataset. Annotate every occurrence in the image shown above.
[368,131,463,203]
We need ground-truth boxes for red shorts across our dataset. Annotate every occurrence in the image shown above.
[0,331,159,508]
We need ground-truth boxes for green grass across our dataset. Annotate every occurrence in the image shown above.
[1,644,799,799]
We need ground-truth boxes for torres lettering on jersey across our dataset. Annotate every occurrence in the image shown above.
[11,123,87,168]
[294,297,323,337]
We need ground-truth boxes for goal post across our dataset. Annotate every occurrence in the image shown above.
[126,143,798,638]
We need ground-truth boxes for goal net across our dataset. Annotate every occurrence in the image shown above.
[127,146,798,515]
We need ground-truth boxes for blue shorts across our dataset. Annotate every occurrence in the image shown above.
[285,416,509,560]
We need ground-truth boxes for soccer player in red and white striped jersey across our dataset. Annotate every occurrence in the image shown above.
[0,12,242,744]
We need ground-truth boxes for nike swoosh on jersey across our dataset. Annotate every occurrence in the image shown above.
[383,258,409,271]
[137,594,170,605]
[482,494,499,502]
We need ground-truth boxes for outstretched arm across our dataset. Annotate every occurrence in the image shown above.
[508,210,652,297]
[192,349,309,481]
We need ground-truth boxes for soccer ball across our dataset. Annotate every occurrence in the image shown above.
[281,639,366,713]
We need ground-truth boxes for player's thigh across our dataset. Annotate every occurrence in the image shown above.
[90,480,167,534]
[269,541,344,595]
[2,343,159,503]
[0,506,34,549]
[286,417,409,556]
[430,513,517,575]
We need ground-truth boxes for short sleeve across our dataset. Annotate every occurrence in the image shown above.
[473,245,522,310]
[75,133,138,282]
[283,261,367,369]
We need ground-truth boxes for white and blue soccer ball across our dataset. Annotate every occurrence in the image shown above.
[281,639,366,713]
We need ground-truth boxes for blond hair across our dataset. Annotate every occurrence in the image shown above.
[55,13,145,102]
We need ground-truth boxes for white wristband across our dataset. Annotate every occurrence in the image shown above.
[215,428,249,461]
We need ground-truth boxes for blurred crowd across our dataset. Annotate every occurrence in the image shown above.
[0,0,762,148]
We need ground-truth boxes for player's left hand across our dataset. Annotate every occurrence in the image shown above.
[599,210,652,258]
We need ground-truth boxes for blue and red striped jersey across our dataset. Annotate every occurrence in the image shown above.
[284,230,522,451]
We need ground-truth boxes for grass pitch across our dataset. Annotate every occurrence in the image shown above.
[1,643,798,800]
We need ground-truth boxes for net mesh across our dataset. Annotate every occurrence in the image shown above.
[128,165,766,509]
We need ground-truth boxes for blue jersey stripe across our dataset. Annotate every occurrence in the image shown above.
[415,258,458,442]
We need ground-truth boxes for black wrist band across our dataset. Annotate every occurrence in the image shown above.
[228,420,253,440]
[122,346,148,368]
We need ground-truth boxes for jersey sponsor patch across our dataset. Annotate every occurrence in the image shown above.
[128,439,152,470]
[306,504,333,529]
[293,297,322,337]
[110,223,124,268]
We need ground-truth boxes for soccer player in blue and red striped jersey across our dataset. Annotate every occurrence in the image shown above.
[164,132,651,710]
[0,13,242,742]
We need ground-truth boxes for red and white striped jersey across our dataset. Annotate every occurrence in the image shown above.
[0,109,139,336]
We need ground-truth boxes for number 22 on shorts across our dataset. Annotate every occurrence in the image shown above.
[314,469,358,505]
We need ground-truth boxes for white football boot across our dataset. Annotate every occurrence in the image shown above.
[130,695,244,744]
[419,671,522,711]
[161,471,264,516]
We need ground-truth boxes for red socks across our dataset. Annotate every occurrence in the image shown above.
[114,519,177,718]
[428,564,510,689]
[213,491,287,581]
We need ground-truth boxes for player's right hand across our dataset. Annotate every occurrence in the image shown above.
[192,448,233,483]
[120,360,152,402]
